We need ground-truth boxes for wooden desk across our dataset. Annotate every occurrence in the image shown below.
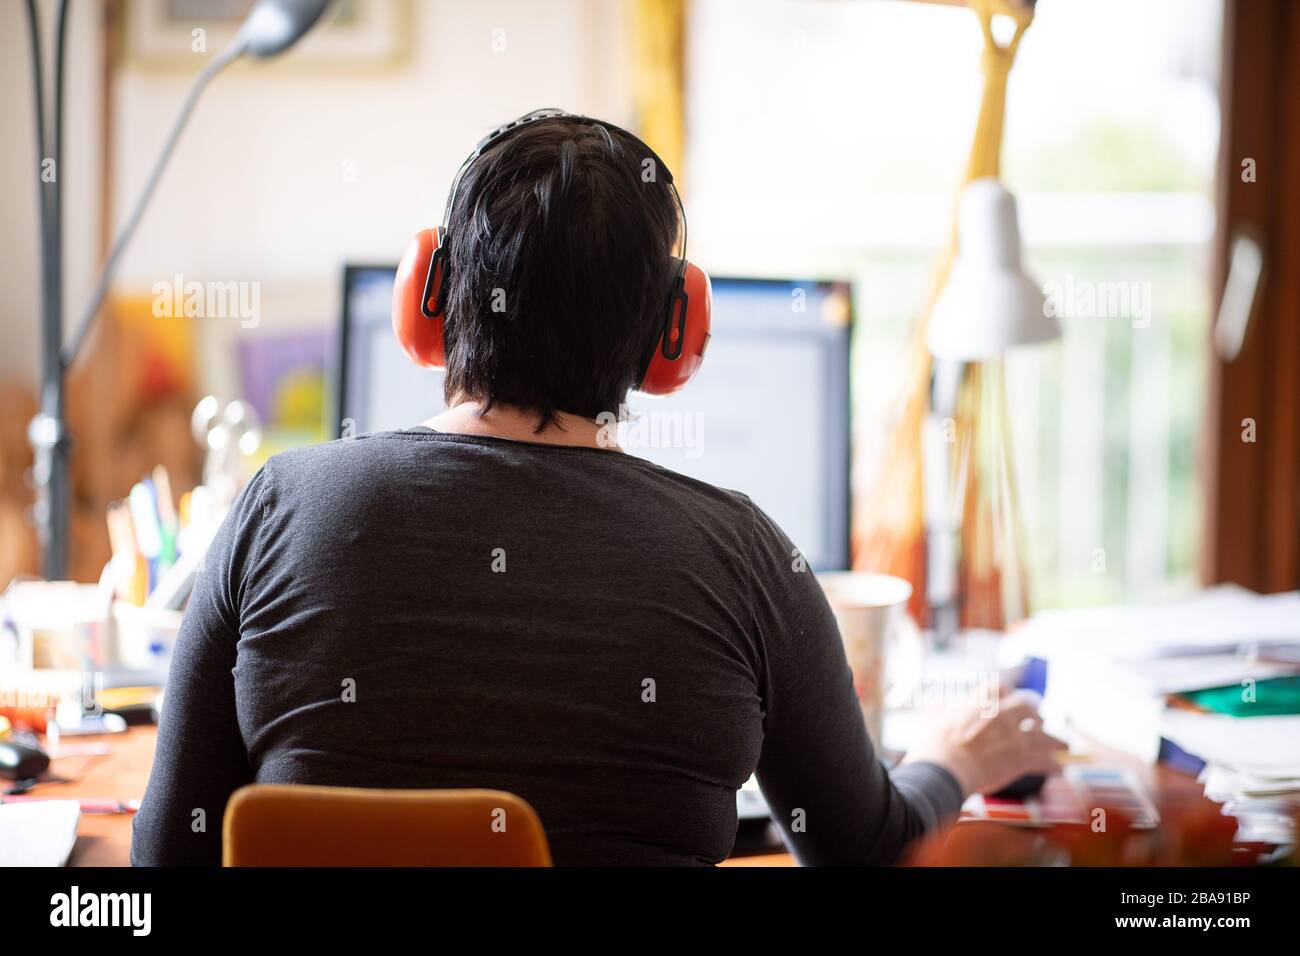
[41,726,799,866]
[35,724,1222,867]
[39,724,157,866]
[35,726,787,867]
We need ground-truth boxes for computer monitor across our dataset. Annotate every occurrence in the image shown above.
[337,268,851,570]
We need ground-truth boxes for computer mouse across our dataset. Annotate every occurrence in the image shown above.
[990,773,1047,800]
[0,740,50,782]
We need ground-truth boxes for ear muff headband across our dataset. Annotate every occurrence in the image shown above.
[442,109,690,305]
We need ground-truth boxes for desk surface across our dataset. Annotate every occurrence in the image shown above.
[39,726,796,866]
[45,725,158,866]
[36,724,1214,867]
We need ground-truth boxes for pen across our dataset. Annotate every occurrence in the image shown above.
[153,465,180,569]
[106,501,148,605]
[128,481,163,595]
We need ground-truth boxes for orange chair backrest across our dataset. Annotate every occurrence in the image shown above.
[223,784,552,867]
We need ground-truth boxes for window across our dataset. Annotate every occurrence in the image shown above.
[687,0,1222,607]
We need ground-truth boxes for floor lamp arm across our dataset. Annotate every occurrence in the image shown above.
[62,36,249,370]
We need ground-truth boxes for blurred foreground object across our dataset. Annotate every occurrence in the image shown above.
[906,797,1274,867]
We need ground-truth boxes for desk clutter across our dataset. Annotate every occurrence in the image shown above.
[1,468,228,684]
[0,396,259,865]
[1009,585,1300,848]
[0,467,228,788]
[961,765,1160,829]
[108,465,206,610]
[1,395,255,687]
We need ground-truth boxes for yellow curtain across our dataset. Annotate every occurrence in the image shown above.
[630,0,687,186]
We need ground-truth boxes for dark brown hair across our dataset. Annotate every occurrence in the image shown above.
[441,117,680,428]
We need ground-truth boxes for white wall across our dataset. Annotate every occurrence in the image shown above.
[0,0,631,390]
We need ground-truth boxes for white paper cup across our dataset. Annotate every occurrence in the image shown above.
[817,572,913,745]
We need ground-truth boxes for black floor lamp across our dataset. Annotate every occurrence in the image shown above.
[21,0,331,579]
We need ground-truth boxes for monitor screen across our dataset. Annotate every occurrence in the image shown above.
[337,269,851,570]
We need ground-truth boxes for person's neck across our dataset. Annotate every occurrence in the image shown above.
[423,398,621,451]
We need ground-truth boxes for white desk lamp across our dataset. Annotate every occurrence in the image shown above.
[923,177,1059,645]
[928,178,1056,360]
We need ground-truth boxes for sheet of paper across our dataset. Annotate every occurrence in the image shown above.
[0,800,81,867]
[1015,585,1300,662]
[1160,710,1300,776]
[1127,654,1300,694]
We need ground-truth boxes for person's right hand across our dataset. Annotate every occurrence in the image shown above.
[903,690,1067,798]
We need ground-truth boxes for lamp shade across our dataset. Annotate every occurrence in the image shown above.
[927,178,1059,361]
[239,0,333,58]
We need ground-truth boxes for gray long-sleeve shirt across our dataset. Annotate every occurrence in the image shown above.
[131,427,963,866]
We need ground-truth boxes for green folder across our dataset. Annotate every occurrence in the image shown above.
[1180,675,1300,717]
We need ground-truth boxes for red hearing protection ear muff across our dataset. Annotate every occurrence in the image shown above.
[392,109,712,395]
[639,259,712,395]
[392,226,447,368]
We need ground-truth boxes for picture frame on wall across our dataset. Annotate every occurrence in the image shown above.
[122,0,411,70]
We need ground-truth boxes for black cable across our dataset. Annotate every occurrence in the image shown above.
[52,0,69,360]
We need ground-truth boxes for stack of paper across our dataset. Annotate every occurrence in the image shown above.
[1006,585,1300,845]
[1162,710,1300,845]
[1017,585,1300,663]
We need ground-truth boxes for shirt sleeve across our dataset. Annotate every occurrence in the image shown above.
[746,499,964,865]
[130,468,270,866]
